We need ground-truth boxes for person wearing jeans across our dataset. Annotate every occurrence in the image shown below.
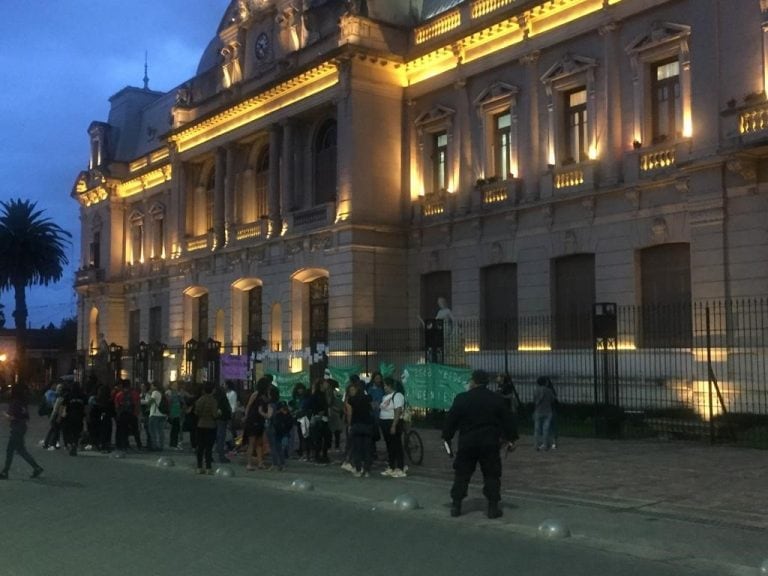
[0,383,44,480]
[194,382,220,474]
[148,382,166,451]
[214,384,233,463]
[379,378,406,477]
[533,376,555,451]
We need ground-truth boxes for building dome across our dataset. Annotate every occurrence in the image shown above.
[197,36,223,75]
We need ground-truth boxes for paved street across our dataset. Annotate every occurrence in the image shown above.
[0,414,765,576]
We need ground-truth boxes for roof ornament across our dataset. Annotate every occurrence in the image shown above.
[143,51,150,90]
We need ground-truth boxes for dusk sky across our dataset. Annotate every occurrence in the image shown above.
[0,1,229,328]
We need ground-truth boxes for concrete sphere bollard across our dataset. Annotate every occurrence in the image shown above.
[392,494,420,511]
[760,559,768,575]
[111,451,126,459]
[290,478,314,491]
[156,456,175,468]
[215,466,235,478]
[537,518,571,539]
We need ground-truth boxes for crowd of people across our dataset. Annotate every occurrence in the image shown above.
[3,367,560,521]
[30,367,422,479]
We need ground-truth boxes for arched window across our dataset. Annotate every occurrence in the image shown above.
[314,119,337,205]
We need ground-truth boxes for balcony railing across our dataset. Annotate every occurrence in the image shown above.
[289,203,334,231]
[739,101,768,137]
[235,220,267,242]
[471,0,516,18]
[474,178,520,209]
[415,9,461,44]
[640,145,676,173]
[74,267,105,286]
[544,161,597,196]
[186,234,210,252]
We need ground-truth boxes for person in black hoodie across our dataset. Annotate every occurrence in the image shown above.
[62,382,87,456]
[0,383,43,479]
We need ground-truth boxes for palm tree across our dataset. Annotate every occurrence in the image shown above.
[0,199,71,377]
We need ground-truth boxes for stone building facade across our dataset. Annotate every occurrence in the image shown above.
[72,0,768,384]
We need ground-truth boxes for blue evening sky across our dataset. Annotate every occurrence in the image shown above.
[0,1,229,328]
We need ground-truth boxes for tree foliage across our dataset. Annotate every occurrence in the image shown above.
[0,199,71,374]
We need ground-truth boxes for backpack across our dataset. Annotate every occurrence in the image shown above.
[118,390,134,415]
[158,393,170,416]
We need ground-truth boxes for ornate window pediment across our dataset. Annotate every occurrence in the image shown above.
[626,21,691,60]
[415,105,456,131]
[149,203,165,220]
[541,53,597,87]
[129,209,145,225]
[474,82,518,109]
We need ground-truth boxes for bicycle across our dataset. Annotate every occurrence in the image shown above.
[403,420,424,465]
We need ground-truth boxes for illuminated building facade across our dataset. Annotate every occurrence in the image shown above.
[73,0,768,379]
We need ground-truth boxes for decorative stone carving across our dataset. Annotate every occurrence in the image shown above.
[505,211,518,235]
[726,159,758,182]
[310,233,333,252]
[490,242,503,264]
[564,230,577,254]
[542,205,554,229]
[625,188,640,210]
[651,217,668,243]
[285,239,304,255]
[581,197,596,221]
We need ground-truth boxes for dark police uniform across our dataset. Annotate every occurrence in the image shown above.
[442,372,517,517]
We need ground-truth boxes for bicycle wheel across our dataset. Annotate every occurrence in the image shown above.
[404,429,424,465]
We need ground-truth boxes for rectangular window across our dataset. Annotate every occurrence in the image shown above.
[198,294,209,342]
[481,264,518,349]
[131,224,144,264]
[421,271,452,321]
[128,309,141,354]
[152,218,164,259]
[493,112,512,179]
[433,132,448,193]
[248,286,263,344]
[553,254,595,349]
[89,231,101,268]
[149,306,162,344]
[651,59,681,144]
[564,88,588,164]
[640,243,691,347]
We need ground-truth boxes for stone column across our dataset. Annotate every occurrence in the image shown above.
[214,147,226,249]
[280,120,295,230]
[600,22,621,185]
[224,144,237,246]
[455,77,473,213]
[269,125,282,237]
[520,51,541,200]
[171,153,186,257]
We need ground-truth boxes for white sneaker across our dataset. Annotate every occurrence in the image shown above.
[340,462,354,473]
[380,468,394,477]
[352,470,362,478]
[390,469,407,478]
[47,446,56,451]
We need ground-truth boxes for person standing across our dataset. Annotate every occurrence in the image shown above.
[194,382,220,475]
[114,380,142,451]
[95,384,114,452]
[533,376,556,451]
[0,383,44,480]
[214,383,233,463]
[165,381,183,450]
[42,383,64,450]
[62,382,86,456]
[379,377,406,478]
[442,370,517,519]
[148,381,166,451]
[345,381,374,477]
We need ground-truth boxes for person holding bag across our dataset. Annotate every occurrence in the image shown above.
[379,377,406,478]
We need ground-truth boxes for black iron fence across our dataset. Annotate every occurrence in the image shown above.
[75,299,768,448]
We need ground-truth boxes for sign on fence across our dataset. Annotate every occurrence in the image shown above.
[402,363,472,410]
[221,354,249,380]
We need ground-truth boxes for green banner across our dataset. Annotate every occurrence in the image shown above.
[268,371,310,400]
[401,363,472,410]
[326,365,362,385]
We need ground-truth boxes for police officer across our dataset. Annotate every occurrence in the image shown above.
[442,369,517,518]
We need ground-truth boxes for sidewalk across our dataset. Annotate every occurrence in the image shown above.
[413,427,768,529]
